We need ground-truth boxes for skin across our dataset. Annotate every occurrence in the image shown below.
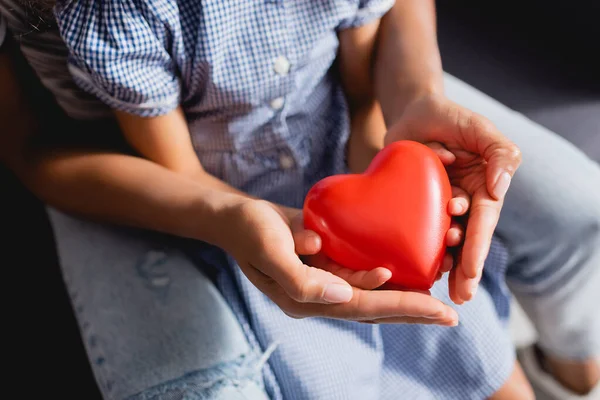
[544,355,600,395]
[1,0,597,395]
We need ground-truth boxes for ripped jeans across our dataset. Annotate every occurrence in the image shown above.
[48,209,271,400]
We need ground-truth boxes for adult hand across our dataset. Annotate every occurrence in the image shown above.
[218,199,459,325]
[385,93,522,304]
[346,119,472,287]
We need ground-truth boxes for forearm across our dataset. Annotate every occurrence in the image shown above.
[14,149,246,243]
[346,101,386,173]
[338,21,387,173]
[189,168,300,219]
[338,1,444,171]
[375,0,444,126]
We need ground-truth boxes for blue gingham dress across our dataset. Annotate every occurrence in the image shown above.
[55,1,515,398]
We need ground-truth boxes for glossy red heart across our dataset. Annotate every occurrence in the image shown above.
[303,141,452,290]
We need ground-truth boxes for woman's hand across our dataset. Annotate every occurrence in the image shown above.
[217,199,459,326]
[384,93,522,304]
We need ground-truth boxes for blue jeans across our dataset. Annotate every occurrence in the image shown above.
[49,214,270,400]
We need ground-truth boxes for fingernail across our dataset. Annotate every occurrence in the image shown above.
[453,201,464,214]
[379,268,393,283]
[309,233,322,247]
[494,172,512,199]
[323,284,353,303]
[446,309,459,326]
[469,279,479,298]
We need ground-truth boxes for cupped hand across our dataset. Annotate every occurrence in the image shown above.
[385,93,522,304]
[219,199,459,325]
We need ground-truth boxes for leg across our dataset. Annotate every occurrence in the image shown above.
[489,361,535,400]
[48,209,270,400]
[444,73,600,393]
[544,354,600,395]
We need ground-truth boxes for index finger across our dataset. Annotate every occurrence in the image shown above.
[300,288,458,325]
[467,114,522,200]
[456,188,502,300]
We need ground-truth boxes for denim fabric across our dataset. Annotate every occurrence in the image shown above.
[49,210,270,400]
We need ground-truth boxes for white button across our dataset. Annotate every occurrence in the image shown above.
[273,55,291,76]
[270,97,285,110]
[279,154,295,169]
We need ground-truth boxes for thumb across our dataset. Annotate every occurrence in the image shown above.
[460,112,522,200]
[484,140,522,200]
[293,230,322,255]
[290,211,322,255]
[260,248,354,304]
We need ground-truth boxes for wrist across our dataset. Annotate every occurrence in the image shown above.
[200,194,300,251]
[383,77,444,127]
[183,189,248,246]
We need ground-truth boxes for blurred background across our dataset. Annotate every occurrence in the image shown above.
[3,0,599,398]
[437,0,599,160]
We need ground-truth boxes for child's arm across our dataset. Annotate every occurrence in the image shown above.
[114,107,254,197]
[113,106,302,220]
[338,20,387,173]
[114,107,204,177]
[2,50,385,317]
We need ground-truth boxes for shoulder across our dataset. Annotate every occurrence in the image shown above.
[54,0,182,116]
[54,0,180,55]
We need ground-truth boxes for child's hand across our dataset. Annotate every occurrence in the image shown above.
[218,199,458,326]
[289,212,393,292]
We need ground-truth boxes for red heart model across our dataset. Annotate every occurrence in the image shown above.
[303,140,452,290]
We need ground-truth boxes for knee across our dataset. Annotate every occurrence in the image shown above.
[551,191,600,253]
